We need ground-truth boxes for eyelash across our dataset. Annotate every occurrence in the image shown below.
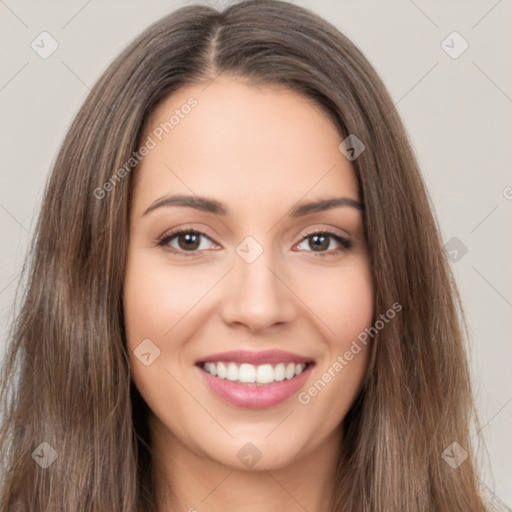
[156,225,354,258]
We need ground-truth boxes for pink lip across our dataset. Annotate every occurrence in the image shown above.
[196,349,313,366]
[196,363,314,409]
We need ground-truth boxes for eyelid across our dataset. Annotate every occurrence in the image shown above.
[298,225,350,241]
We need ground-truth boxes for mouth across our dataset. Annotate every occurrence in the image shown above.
[195,350,315,409]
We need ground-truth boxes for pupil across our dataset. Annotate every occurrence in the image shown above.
[179,233,200,250]
[311,234,328,251]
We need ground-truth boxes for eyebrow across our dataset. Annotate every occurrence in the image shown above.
[142,194,364,217]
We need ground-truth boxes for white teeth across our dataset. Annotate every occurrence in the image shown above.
[204,362,218,376]
[285,362,295,380]
[239,363,256,383]
[217,362,227,379]
[274,363,285,381]
[226,362,238,381]
[202,361,307,384]
[256,364,274,384]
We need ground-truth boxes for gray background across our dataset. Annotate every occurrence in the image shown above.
[1,0,511,508]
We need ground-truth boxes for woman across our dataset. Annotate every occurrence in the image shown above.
[0,1,489,510]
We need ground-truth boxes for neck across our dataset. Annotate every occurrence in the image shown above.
[149,413,342,512]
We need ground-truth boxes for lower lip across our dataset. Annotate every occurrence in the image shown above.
[197,364,314,409]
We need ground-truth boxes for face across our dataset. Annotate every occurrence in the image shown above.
[123,76,374,472]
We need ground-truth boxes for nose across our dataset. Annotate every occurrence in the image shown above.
[220,247,296,333]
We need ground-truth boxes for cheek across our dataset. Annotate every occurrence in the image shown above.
[123,252,203,419]
[293,263,373,427]
[123,253,210,347]
[293,258,374,347]
[123,250,223,407]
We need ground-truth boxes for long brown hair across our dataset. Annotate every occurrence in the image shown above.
[0,1,488,510]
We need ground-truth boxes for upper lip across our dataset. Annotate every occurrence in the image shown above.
[196,350,314,366]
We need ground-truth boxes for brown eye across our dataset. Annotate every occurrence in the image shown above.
[308,233,330,252]
[175,232,201,251]
[295,230,353,256]
[157,229,215,255]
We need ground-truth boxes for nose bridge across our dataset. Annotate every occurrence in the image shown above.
[220,234,295,329]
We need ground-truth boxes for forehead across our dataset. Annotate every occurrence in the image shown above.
[133,76,359,216]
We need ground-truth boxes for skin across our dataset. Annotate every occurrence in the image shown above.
[123,76,374,512]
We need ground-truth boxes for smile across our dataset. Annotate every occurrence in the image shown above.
[195,350,315,409]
